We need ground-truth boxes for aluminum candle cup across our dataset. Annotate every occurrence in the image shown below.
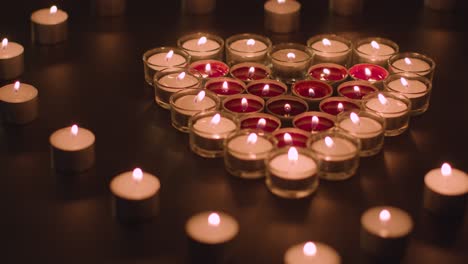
[266,147,319,199]
[0,39,24,80]
[239,113,282,133]
[292,80,333,110]
[307,63,348,87]
[348,63,389,90]
[0,82,39,124]
[308,130,360,181]
[264,0,301,33]
[110,168,160,223]
[329,0,363,16]
[225,33,272,65]
[230,62,271,83]
[384,73,432,115]
[337,81,378,101]
[268,43,312,84]
[222,94,265,116]
[154,67,201,109]
[178,32,224,61]
[224,130,276,179]
[182,0,216,15]
[204,77,245,100]
[94,0,126,16]
[31,6,68,45]
[272,128,311,148]
[353,37,399,67]
[293,111,336,134]
[284,241,342,264]
[189,111,239,158]
[170,89,220,133]
[337,111,385,157]
[363,92,411,136]
[319,97,361,116]
[143,47,190,85]
[388,52,436,81]
[307,34,352,66]
[266,95,308,126]
[246,79,288,101]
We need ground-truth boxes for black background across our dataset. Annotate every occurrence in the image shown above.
[1,0,467,263]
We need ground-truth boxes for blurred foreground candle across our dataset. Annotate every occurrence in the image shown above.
[307,35,352,66]
[50,124,95,173]
[225,33,272,65]
[273,128,311,148]
[266,95,308,126]
[182,0,216,15]
[189,111,238,158]
[31,5,68,45]
[348,63,389,89]
[143,47,190,85]
[94,0,126,16]
[268,43,312,84]
[292,80,334,109]
[154,67,201,109]
[110,168,160,222]
[266,147,319,199]
[423,163,468,216]
[264,0,301,33]
[354,38,399,67]
[205,77,245,100]
[329,0,363,16]
[384,73,432,115]
[360,206,413,260]
[222,94,265,115]
[293,111,335,134]
[246,79,287,100]
[178,33,224,61]
[230,62,271,83]
[337,81,378,100]
[424,0,456,11]
[0,81,38,124]
[388,52,436,81]
[0,38,24,80]
[224,130,275,179]
[239,113,282,133]
[284,241,341,263]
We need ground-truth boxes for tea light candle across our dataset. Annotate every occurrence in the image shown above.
[178,33,224,61]
[293,111,335,134]
[205,77,246,99]
[225,33,272,65]
[388,52,436,80]
[329,0,363,16]
[364,92,410,136]
[0,38,24,80]
[348,63,389,89]
[292,80,333,109]
[110,168,160,222]
[189,111,238,158]
[354,38,399,67]
[31,5,68,45]
[225,131,275,179]
[269,43,312,84]
[360,206,413,259]
[307,35,352,66]
[307,63,348,86]
[385,74,432,115]
[182,0,216,15]
[223,94,265,115]
[230,62,271,83]
[189,59,230,79]
[308,132,360,180]
[266,95,309,126]
[239,113,282,133]
[246,79,288,100]
[0,81,39,124]
[337,81,378,100]
[283,241,341,263]
[319,97,361,116]
[94,0,126,16]
[50,125,96,173]
[154,68,201,109]
[337,112,385,157]
[264,0,301,33]
[273,128,310,148]
[143,47,190,85]
[423,163,468,216]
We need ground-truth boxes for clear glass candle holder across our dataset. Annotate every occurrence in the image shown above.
[170,89,220,133]
[363,92,411,136]
[353,37,399,68]
[266,147,319,199]
[177,32,224,61]
[307,34,353,66]
[239,113,282,133]
[189,110,239,158]
[266,95,309,127]
[307,129,361,181]
[348,63,389,90]
[388,52,436,81]
[336,111,385,157]
[142,47,190,85]
[384,73,432,115]
[268,43,312,85]
[224,129,277,179]
[154,67,202,109]
[225,33,272,66]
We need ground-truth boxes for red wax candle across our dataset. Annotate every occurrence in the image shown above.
[337,81,378,100]
[348,63,389,82]
[246,79,287,100]
[266,96,308,119]
[308,63,348,82]
[223,94,265,114]
[293,111,335,133]
[319,97,361,116]
[189,60,229,78]
[272,128,310,148]
[230,62,271,82]
[240,113,281,133]
[292,80,333,102]
[205,77,246,97]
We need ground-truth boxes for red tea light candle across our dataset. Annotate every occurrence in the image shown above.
[110,168,160,222]
[307,63,348,86]
[0,38,24,80]
[31,5,68,45]
[205,77,246,99]
[293,111,335,133]
[0,81,39,124]
[349,63,389,89]
[222,94,265,115]
[284,241,341,263]
[337,81,378,100]
[178,33,224,61]
[292,80,333,109]
[319,97,361,116]
[354,38,399,67]
[239,113,282,133]
[246,79,287,100]
[189,59,229,79]
[307,34,352,66]
[264,0,301,33]
[423,163,468,216]
[230,62,271,83]
[266,95,308,126]
[272,128,310,148]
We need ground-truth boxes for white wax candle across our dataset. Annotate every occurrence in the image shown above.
[0,82,37,103]
[311,39,349,56]
[387,78,427,98]
[147,52,187,71]
[174,94,217,115]
[272,49,309,64]
[269,151,317,180]
[186,211,239,244]
[50,126,95,151]
[361,207,413,239]
[392,58,431,75]
[0,41,24,59]
[339,116,383,138]
[110,169,160,200]
[230,39,268,54]
[157,72,199,91]
[31,7,68,25]
[310,137,357,161]
[228,134,274,160]
[284,241,341,264]
[357,42,395,58]
[182,37,220,57]
[264,0,301,14]
[193,115,237,138]
[365,96,408,117]
[425,165,468,196]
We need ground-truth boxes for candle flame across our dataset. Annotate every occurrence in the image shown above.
[312,116,319,129]
[177,72,186,80]
[400,77,409,87]
[337,103,344,112]
[50,5,58,14]
[353,86,360,94]
[323,68,331,75]
[132,168,143,182]
[287,52,296,60]
[378,93,388,105]
[241,98,248,111]
[325,136,334,147]
[365,68,372,77]
[350,112,360,125]
[246,39,255,46]
[262,84,270,95]
[14,81,20,92]
[441,163,452,177]
[165,50,174,61]
[248,67,255,77]
[257,118,266,129]
[404,57,412,65]
[322,38,331,47]
[288,147,299,162]
[284,103,291,113]
[1,38,7,49]
[308,88,315,97]
[205,63,212,74]
[71,125,79,136]
[197,36,207,46]
[371,40,380,50]
[210,113,221,126]
[303,242,317,257]
[208,213,221,226]
[222,81,229,93]
[379,209,391,222]
[283,133,293,145]
[194,90,206,103]
[247,133,258,144]
[278,0,286,3]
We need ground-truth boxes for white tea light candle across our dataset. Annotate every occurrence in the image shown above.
[143,47,190,85]
[0,81,39,124]
[307,35,352,66]
[0,38,24,80]
[269,43,312,84]
[354,38,399,67]
[31,5,68,44]
[264,0,301,33]
[178,33,224,61]
[154,68,201,109]
[284,241,341,264]
[389,52,436,80]
[226,33,272,65]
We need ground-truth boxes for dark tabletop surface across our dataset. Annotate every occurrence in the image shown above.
[1,0,467,263]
